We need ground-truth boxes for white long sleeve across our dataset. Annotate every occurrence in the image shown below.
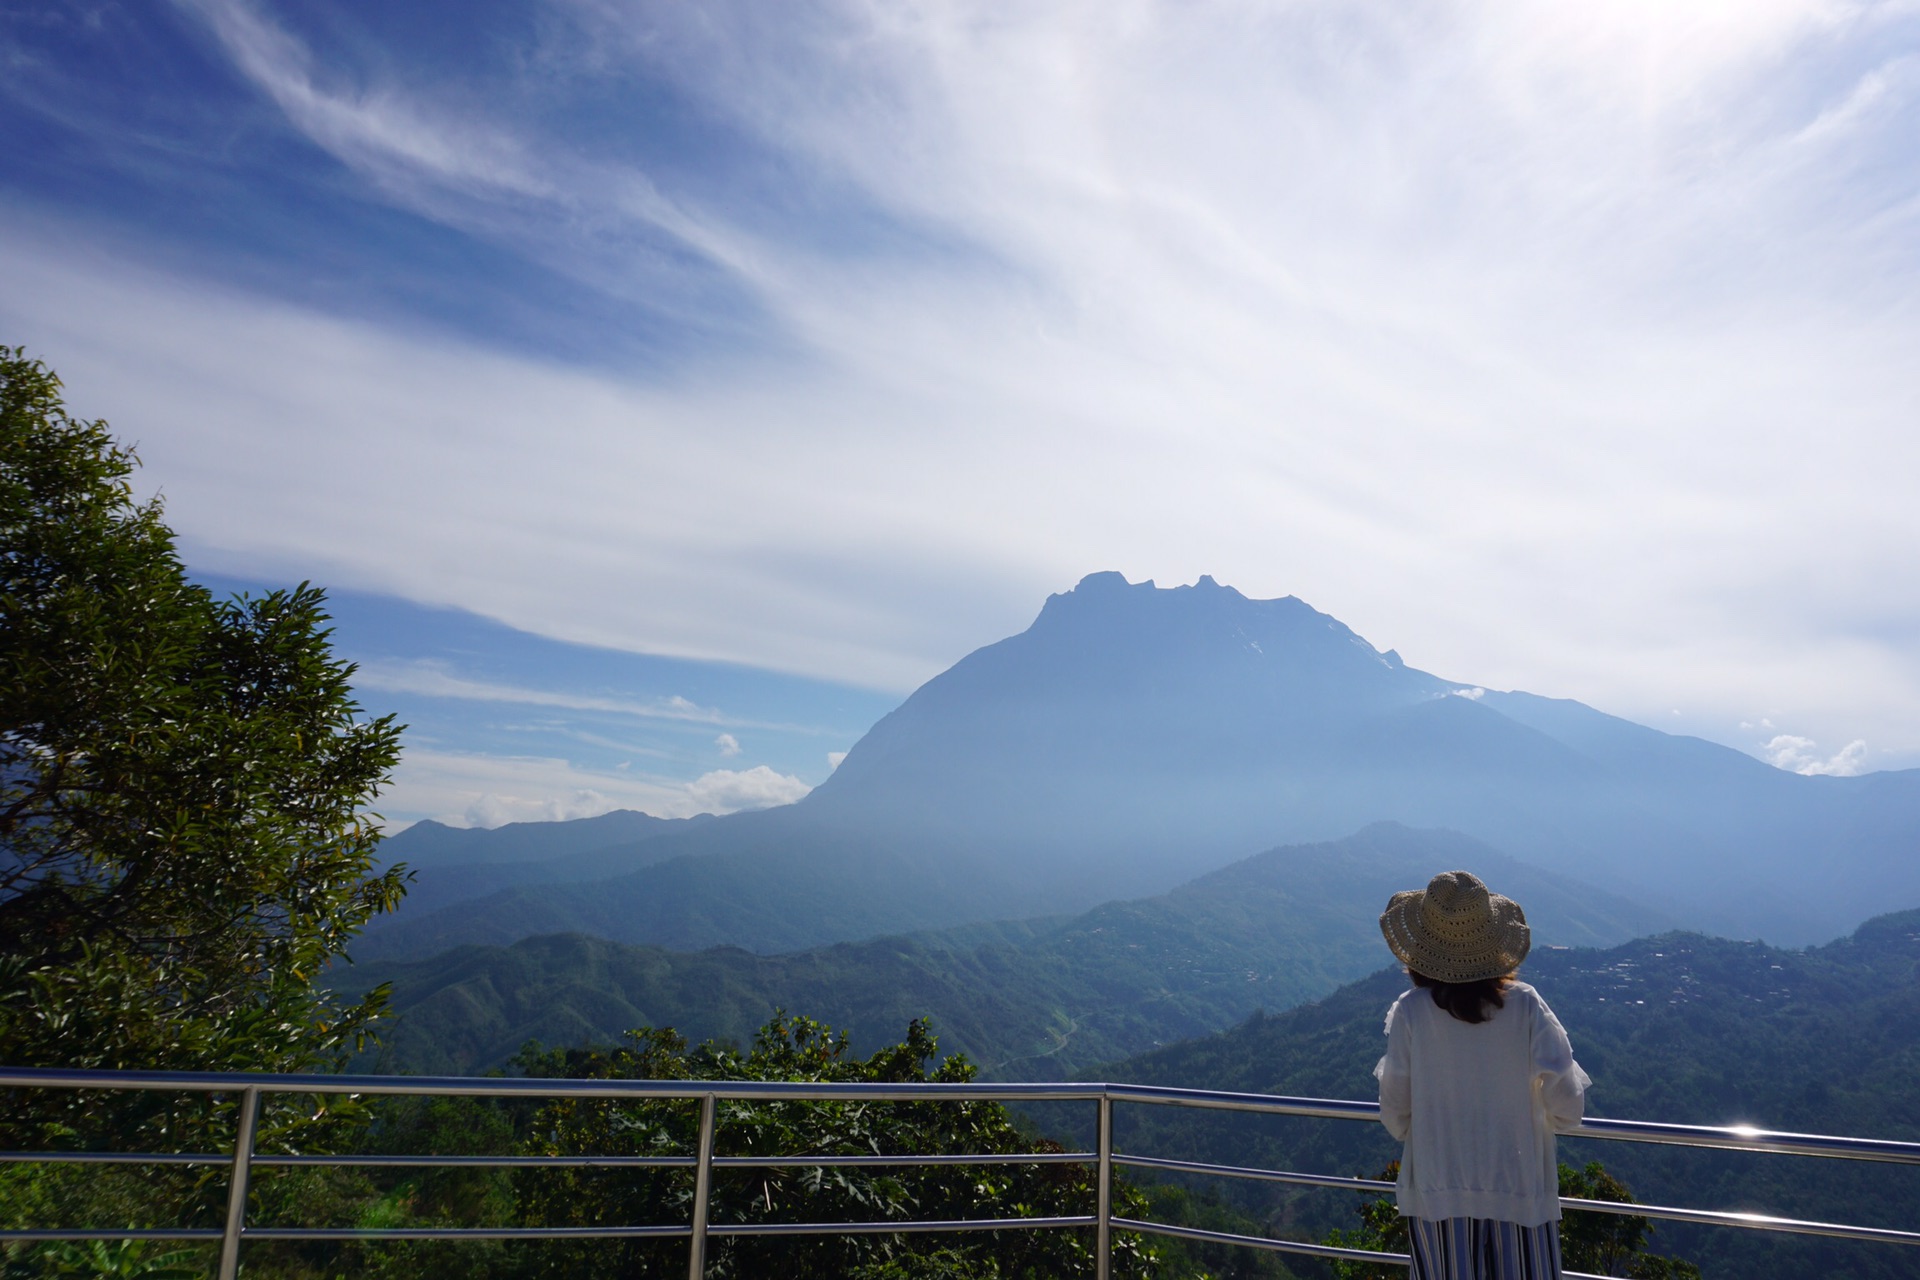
[1530,991,1590,1135]
[1375,1005,1414,1142]
[1373,982,1590,1226]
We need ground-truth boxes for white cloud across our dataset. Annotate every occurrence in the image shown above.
[177,0,551,203]
[714,732,742,757]
[463,787,609,829]
[9,0,1920,768]
[1451,687,1486,700]
[175,0,767,320]
[376,749,809,828]
[355,660,734,724]
[381,750,679,828]
[827,750,848,770]
[685,766,812,814]
[1761,734,1871,777]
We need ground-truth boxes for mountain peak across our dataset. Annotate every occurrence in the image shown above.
[1063,570,1243,596]
[813,572,1462,849]
[1044,570,1260,622]
[1072,569,1142,592]
[1030,574,1382,673]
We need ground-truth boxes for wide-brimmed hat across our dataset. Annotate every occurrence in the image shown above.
[1379,870,1530,983]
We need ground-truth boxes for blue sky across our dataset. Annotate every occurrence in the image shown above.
[190,570,898,827]
[6,0,1920,824]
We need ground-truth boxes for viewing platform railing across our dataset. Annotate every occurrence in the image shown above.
[5,1066,1919,1279]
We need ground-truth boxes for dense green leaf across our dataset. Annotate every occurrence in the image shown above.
[1,348,407,1272]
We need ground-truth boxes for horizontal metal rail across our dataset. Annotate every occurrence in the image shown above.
[714,1215,1095,1238]
[0,1065,1104,1100]
[1100,1080,1920,1164]
[8,1065,1919,1163]
[4,1064,1917,1277]
[1111,1215,1615,1280]
[1118,1150,1398,1193]
[0,1229,225,1243]
[243,1225,694,1242]
[3,1149,1093,1169]
[228,1215,1098,1244]
[1115,1150,1920,1250]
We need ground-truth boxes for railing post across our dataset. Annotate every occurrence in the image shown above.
[216,1087,262,1280]
[1096,1091,1113,1280]
[687,1092,718,1280]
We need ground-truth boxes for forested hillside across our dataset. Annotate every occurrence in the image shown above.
[1103,909,1920,1280]
[349,824,1657,1076]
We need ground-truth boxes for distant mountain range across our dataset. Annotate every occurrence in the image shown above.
[358,572,1920,960]
[372,810,715,922]
[382,809,713,868]
[1105,907,1920,1280]
[350,825,1664,1076]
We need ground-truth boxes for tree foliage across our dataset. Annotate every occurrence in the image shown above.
[1556,1161,1702,1280]
[0,346,406,1155]
[512,1013,1156,1279]
[246,1014,1164,1280]
[1322,1163,1405,1280]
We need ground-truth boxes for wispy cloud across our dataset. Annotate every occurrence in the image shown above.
[351,660,835,735]
[354,660,728,724]
[8,0,1920,769]
[176,0,550,202]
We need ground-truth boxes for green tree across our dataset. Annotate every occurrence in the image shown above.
[245,1013,1159,1274]
[1558,1161,1702,1280]
[16,1240,203,1280]
[1325,1163,1406,1280]
[316,1013,1159,1279]
[1132,1181,1300,1279]
[0,347,406,1250]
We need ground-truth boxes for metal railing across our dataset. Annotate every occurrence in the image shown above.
[5,1066,1920,1279]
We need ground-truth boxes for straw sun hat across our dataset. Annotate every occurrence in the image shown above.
[1379,870,1531,984]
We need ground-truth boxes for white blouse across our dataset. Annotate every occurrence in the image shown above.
[1374,980,1590,1226]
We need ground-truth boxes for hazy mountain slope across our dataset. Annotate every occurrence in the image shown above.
[362,573,1920,958]
[352,825,1666,1076]
[809,573,1899,938]
[354,809,1015,960]
[1103,912,1920,1280]
[381,810,711,867]
[363,810,721,926]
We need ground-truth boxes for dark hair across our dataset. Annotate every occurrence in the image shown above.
[1408,969,1513,1024]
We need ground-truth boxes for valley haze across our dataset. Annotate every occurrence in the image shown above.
[361,573,1920,965]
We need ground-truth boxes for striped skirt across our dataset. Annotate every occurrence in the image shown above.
[1406,1216,1562,1280]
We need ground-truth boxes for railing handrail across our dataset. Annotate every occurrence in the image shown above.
[5,1063,1918,1277]
[9,1064,1919,1163]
